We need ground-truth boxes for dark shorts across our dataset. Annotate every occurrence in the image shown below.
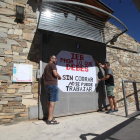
[45,85,59,102]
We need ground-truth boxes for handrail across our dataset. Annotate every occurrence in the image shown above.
[122,80,140,117]
[123,80,140,83]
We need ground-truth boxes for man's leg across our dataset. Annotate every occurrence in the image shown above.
[47,101,50,111]
[108,96,114,110]
[48,102,55,121]
[112,96,118,109]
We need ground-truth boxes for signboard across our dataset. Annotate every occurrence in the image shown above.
[57,51,97,92]
[13,63,33,82]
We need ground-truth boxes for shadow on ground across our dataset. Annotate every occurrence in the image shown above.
[80,117,140,140]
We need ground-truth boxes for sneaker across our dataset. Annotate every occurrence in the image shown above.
[105,108,108,111]
[113,109,118,112]
[106,110,113,114]
[97,108,102,112]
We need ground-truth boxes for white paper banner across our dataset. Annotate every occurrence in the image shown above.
[57,51,97,92]
[13,64,33,82]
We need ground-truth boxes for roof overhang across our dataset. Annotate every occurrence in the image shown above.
[38,0,128,44]
[132,0,140,12]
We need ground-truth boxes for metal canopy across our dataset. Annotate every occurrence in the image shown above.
[38,0,128,44]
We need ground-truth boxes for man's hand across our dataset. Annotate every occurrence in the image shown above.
[98,63,102,66]
[94,58,104,69]
[98,79,102,82]
[58,76,61,80]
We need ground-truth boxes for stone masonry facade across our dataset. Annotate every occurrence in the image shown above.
[0,0,40,124]
[107,33,140,107]
[0,0,140,124]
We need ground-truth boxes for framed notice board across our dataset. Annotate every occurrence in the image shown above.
[13,63,33,82]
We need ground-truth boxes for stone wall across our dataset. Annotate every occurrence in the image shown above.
[106,34,140,107]
[105,22,140,52]
[0,0,40,124]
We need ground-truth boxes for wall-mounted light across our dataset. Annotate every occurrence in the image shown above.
[75,16,78,21]
[110,34,118,45]
[64,13,68,18]
[16,5,24,23]
[76,43,80,49]
[44,9,53,17]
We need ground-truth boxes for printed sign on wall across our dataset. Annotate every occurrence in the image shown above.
[13,64,33,82]
[57,51,97,92]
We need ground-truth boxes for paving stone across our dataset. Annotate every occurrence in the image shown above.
[23,48,29,53]
[0,1,6,7]
[0,119,11,123]
[3,105,26,109]
[12,45,23,52]
[0,17,16,24]
[32,88,38,93]
[23,33,34,41]
[12,59,25,62]
[1,98,15,101]
[14,29,22,35]
[0,75,11,81]
[0,43,11,49]
[22,99,37,106]
[33,93,38,98]
[7,4,15,10]
[14,0,27,4]
[8,85,19,88]
[0,105,2,110]
[0,8,15,15]
[0,115,14,119]
[0,60,7,66]
[7,89,16,93]
[0,101,8,104]
[14,109,24,112]
[26,41,31,48]
[11,117,28,123]
[14,97,22,101]
[22,94,33,99]
[7,39,19,45]
[4,0,13,5]
[0,32,7,38]
[13,25,19,29]
[4,57,12,62]
[0,22,12,28]
[4,49,12,54]
[12,51,18,55]
[20,113,28,117]
[8,102,22,106]
[13,55,27,59]
[8,34,19,39]
[0,38,6,43]
[8,29,14,34]
[0,48,4,55]
[0,27,8,33]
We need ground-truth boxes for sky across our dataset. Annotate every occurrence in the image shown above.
[101,0,140,43]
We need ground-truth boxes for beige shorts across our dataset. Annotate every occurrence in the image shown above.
[106,86,114,96]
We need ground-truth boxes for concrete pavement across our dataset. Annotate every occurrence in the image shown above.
[0,105,140,140]
[0,111,129,140]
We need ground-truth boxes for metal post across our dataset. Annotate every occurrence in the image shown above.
[122,81,128,117]
[38,32,43,119]
[133,82,140,111]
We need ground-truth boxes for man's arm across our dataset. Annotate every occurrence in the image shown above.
[53,70,61,80]
[94,58,104,69]
[98,74,110,82]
